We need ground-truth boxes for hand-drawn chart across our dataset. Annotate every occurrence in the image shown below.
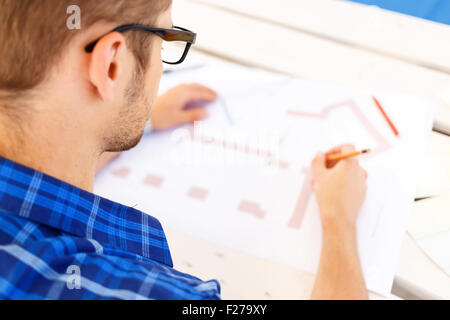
[95,62,434,295]
[286,99,393,229]
[109,97,392,230]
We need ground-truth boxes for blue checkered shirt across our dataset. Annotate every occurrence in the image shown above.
[0,156,221,300]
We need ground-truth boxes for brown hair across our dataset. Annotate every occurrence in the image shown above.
[0,0,171,94]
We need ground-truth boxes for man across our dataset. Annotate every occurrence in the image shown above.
[0,0,367,299]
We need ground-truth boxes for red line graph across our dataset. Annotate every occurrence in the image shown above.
[286,100,392,229]
[287,168,313,229]
[286,100,392,157]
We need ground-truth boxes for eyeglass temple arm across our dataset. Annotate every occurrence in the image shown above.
[85,25,196,52]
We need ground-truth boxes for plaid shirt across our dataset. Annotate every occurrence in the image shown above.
[0,156,220,300]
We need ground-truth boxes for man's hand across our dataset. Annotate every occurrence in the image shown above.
[311,144,367,231]
[310,144,369,300]
[150,83,218,131]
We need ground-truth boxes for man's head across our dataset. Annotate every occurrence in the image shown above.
[0,0,172,154]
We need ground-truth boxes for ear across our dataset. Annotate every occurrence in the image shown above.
[88,32,127,102]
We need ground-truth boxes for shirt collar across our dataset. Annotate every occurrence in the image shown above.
[0,156,173,267]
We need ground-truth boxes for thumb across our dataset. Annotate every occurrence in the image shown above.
[311,152,326,178]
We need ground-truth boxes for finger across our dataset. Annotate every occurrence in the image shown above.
[325,144,356,156]
[180,108,208,123]
[311,152,326,178]
[340,144,356,154]
[326,144,357,168]
[188,83,218,97]
[363,168,368,179]
[333,156,358,173]
[179,83,218,104]
[358,167,368,181]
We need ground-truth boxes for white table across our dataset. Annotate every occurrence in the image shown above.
[164,0,450,299]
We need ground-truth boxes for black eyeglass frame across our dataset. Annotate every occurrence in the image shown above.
[85,25,196,65]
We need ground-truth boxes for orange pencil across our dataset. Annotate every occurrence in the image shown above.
[326,149,371,162]
[372,96,399,136]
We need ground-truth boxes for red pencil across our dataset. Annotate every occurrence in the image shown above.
[372,96,399,136]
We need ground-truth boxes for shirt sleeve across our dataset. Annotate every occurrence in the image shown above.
[0,240,221,300]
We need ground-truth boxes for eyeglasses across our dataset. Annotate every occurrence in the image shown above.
[85,24,196,65]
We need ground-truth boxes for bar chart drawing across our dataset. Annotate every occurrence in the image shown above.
[237,200,266,219]
[103,98,393,231]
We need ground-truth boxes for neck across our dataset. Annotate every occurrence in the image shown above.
[0,112,100,192]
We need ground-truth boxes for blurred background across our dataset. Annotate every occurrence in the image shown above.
[349,0,450,25]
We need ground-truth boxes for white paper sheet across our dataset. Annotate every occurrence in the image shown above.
[408,195,450,276]
[95,61,435,296]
